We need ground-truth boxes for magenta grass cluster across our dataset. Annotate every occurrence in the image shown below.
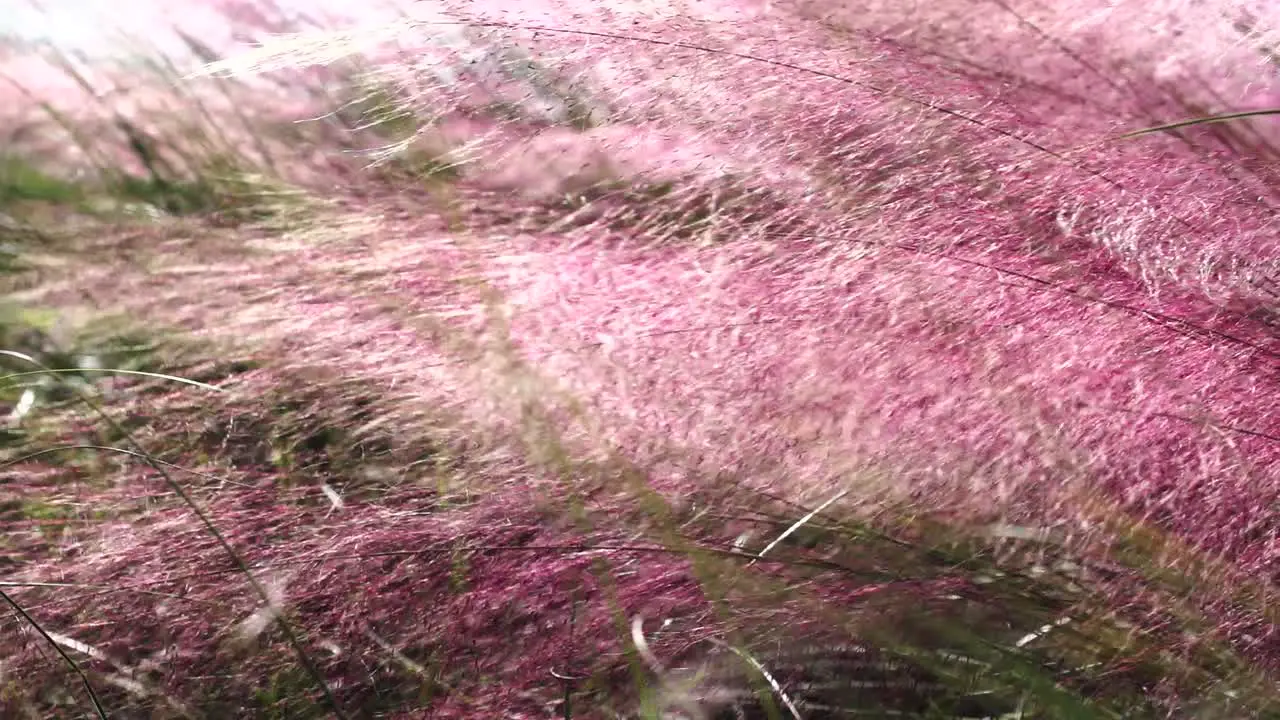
[3,0,1280,717]
[355,0,1280,570]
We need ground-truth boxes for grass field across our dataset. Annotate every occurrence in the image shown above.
[2,1,1279,718]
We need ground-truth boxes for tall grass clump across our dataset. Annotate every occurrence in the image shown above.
[2,0,1279,718]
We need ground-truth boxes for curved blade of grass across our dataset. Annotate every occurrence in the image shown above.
[0,364,228,393]
[0,589,109,719]
[2,445,255,488]
[707,638,803,720]
[1110,108,1280,141]
[0,580,225,608]
[751,488,849,564]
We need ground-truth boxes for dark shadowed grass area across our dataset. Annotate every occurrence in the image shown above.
[3,1,1280,718]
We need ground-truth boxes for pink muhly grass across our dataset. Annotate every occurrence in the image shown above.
[6,0,1280,716]
[260,1,1280,571]
[254,0,1280,661]
[3,485,706,716]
